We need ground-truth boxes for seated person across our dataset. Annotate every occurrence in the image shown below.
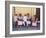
[26,13,31,27]
[23,14,27,26]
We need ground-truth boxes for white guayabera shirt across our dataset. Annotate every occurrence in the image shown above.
[23,16,27,26]
[23,16,27,22]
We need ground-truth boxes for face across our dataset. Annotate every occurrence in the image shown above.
[32,16,36,22]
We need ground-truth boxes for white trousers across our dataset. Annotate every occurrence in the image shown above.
[27,21,31,26]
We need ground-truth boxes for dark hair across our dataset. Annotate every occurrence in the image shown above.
[27,13,29,15]
[19,14,22,16]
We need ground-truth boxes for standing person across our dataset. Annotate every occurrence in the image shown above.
[23,14,27,27]
[14,14,18,28]
[31,15,37,27]
[17,14,23,29]
[26,13,31,28]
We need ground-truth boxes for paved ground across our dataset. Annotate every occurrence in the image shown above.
[12,23,40,31]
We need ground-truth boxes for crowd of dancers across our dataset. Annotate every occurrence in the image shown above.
[13,13,39,29]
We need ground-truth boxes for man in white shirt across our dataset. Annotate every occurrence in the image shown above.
[26,13,31,28]
[23,14,27,26]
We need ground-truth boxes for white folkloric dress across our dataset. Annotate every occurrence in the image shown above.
[32,21,37,26]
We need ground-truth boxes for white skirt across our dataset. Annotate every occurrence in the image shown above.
[32,22,37,26]
[18,21,23,25]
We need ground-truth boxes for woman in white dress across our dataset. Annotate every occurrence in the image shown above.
[31,15,37,27]
[17,14,23,28]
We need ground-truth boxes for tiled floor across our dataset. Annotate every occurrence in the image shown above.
[12,23,40,31]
